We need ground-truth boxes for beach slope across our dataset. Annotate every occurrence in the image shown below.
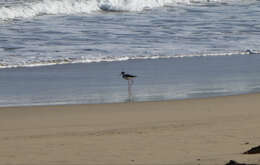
[1,94,260,165]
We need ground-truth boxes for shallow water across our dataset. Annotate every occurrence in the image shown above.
[0,0,260,106]
[0,54,260,107]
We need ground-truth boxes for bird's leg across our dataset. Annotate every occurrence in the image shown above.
[128,80,131,101]
[130,79,134,85]
[128,80,133,102]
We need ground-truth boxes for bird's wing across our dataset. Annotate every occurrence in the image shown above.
[125,74,136,77]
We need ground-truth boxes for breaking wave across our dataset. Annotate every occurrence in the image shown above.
[0,50,258,69]
[0,0,99,20]
[0,0,239,20]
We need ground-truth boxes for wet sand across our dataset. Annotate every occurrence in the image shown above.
[1,93,260,165]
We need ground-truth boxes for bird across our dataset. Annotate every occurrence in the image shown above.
[121,72,137,80]
[121,72,137,101]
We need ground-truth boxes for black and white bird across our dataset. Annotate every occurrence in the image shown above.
[121,72,137,101]
[121,72,137,80]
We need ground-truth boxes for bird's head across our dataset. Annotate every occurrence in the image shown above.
[121,72,125,75]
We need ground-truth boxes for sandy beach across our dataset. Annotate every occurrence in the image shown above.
[1,93,260,165]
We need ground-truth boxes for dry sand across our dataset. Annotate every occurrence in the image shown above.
[1,93,260,165]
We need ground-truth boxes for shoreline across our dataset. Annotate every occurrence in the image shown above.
[0,92,259,109]
[0,51,257,70]
[1,93,260,165]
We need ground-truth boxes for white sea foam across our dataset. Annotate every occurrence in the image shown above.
[98,0,175,11]
[98,0,240,12]
[0,50,258,69]
[0,0,240,20]
[0,0,99,20]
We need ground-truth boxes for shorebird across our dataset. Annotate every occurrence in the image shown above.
[121,72,137,101]
[121,72,137,81]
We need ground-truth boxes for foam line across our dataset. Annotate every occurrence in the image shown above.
[0,50,258,69]
[0,0,238,20]
[0,0,99,20]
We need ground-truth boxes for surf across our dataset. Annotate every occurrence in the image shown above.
[0,0,245,21]
[0,0,99,20]
[0,50,258,69]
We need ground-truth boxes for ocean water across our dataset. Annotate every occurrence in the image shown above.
[0,0,260,106]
